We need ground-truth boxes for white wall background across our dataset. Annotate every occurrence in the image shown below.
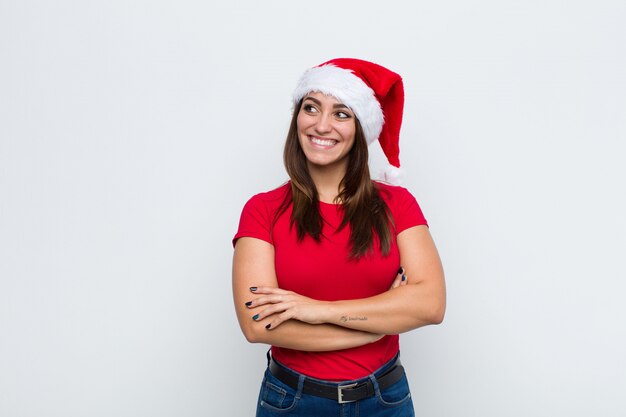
[1,1,624,416]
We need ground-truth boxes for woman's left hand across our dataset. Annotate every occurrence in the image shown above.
[388,266,408,290]
[246,287,328,330]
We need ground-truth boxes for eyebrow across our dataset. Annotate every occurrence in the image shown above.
[303,96,351,110]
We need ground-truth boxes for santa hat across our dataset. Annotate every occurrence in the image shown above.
[292,58,405,184]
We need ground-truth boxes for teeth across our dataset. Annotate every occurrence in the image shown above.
[310,137,337,146]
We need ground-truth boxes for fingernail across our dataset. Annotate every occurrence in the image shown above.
[397,267,404,275]
[401,274,406,282]
[245,301,252,307]
[250,287,257,292]
[265,324,271,329]
[252,314,259,321]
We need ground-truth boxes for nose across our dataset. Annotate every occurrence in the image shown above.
[314,112,332,134]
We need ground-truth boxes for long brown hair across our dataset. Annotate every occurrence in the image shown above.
[278,99,393,259]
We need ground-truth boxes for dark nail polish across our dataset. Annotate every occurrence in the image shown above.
[250,287,257,292]
[397,267,404,275]
[401,274,406,281]
[265,324,271,329]
[252,314,259,321]
[245,301,252,307]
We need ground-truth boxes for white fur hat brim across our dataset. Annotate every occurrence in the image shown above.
[292,64,384,146]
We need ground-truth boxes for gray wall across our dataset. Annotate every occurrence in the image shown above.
[1,1,625,416]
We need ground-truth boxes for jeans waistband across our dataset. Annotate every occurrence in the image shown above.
[266,352,404,403]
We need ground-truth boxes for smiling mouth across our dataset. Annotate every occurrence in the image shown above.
[309,136,338,147]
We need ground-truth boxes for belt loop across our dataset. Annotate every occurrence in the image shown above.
[266,348,271,367]
[295,374,305,400]
[368,373,382,396]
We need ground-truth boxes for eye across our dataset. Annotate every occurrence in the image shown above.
[335,111,352,119]
[302,103,318,113]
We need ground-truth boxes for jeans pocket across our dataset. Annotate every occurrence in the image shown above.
[257,369,299,413]
[376,372,413,408]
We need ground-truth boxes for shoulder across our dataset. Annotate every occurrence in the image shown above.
[373,181,428,230]
[234,182,291,247]
[244,182,291,210]
[373,181,415,204]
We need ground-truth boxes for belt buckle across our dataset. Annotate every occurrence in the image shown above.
[337,382,358,404]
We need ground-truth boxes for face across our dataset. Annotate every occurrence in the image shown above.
[296,92,356,171]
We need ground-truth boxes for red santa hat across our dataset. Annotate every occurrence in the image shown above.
[292,58,405,184]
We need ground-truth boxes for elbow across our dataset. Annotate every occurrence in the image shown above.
[241,323,267,344]
[425,285,446,325]
[242,325,259,344]
[403,303,445,332]
[429,301,446,325]
[243,328,257,344]
[430,308,445,325]
[414,298,445,327]
[236,309,269,344]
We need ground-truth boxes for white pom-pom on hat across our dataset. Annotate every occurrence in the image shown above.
[381,165,404,186]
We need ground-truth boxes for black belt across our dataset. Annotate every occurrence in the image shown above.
[268,357,405,404]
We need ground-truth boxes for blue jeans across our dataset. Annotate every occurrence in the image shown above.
[255,354,415,417]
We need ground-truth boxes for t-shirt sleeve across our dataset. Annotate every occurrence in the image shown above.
[232,194,274,247]
[392,187,428,234]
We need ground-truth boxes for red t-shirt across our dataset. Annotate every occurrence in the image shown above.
[233,181,428,380]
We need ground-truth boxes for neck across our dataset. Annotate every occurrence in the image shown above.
[307,161,346,204]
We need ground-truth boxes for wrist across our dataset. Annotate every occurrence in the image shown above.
[318,300,336,324]
[324,300,347,326]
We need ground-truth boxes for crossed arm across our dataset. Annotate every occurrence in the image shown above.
[232,225,446,352]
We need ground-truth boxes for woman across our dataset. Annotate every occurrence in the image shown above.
[232,58,446,416]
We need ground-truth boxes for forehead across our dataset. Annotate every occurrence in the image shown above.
[303,91,346,106]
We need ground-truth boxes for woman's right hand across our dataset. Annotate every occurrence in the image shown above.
[234,237,387,351]
[388,266,408,290]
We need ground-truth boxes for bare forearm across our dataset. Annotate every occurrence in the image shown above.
[325,284,446,335]
[320,226,446,335]
[234,227,446,340]
[232,238,379,351]
[242,319,382,352]
[251,282,445,336]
